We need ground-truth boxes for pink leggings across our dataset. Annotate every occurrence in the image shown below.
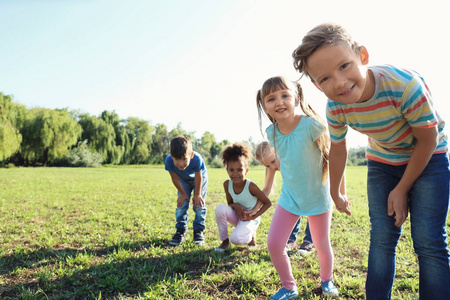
[267,205,334,289]
[215,204,259,245]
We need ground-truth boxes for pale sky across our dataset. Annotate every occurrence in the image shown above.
[1,0,449,148]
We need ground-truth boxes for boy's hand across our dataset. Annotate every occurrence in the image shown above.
[388,187,409,227]
[192,195,205,210]
[177,194,189,207]
[333,194,352,216]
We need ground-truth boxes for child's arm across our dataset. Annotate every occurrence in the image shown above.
[262,167,276,196]
[245,182,272,220]
[246,200,263,217]
[329,141,352,215]
[169,172,189,207]
[192,170,205,210]
[388,126,438,227]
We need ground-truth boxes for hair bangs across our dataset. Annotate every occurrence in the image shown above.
[260,77,293,100]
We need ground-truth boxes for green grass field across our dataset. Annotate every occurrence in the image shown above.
[0,165,444,299]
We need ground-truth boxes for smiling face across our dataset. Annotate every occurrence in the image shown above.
[306,44,374,104]
[262,88,298,123]
[226,158,249,184]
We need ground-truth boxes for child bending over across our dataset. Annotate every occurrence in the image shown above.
[292,22,449,299]
[165,136,208,246]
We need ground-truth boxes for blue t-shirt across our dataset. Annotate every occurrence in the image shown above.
[266,116,333,216]
[164,152,207,182]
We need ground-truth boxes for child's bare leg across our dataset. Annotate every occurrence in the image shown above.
[217,238,230,249]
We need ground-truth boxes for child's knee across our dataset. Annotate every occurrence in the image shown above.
[215,204,228,217]
[267,234,284,254]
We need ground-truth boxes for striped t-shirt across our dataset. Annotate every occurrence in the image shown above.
[326,65,447,165]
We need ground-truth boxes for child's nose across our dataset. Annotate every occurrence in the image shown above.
[335,74,347,89]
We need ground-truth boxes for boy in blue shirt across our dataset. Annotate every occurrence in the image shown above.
[165,136,208,246]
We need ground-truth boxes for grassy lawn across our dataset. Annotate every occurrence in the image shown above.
[0,165,443,299]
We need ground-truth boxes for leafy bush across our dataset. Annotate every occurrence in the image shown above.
[64,140,103,167]
[347,147,367,166]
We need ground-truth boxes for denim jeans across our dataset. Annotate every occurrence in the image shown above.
[175,176,208,231]
[288,218,312,244]
[366,153,450,300]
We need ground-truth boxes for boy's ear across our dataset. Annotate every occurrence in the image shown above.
[360,46,369,65]
[190,151,194,159]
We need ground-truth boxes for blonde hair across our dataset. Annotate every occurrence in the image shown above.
[292,23,362,79]
[255,141,272,164]
[256,76,330,183]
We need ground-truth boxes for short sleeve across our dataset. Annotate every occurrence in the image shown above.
[265,124,275,146]
[401,73,438,129]
[164,155,175,172]
[308,118,326,142]
[326,101,348,144]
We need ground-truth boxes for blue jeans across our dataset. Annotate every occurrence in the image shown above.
[288,218,312,243]
[366,153,450,300]
[175,176,208,231]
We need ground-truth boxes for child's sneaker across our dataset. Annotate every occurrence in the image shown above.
[193,229,205,246]
[214,239,230,252]
[321,280,339,297]
[247,231,257,249]
[297,240,314,256]
[285,239,296,251]
[270,286,298,299]
[168,229,186,246]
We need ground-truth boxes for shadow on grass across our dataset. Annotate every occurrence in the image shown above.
[0,237,268,299]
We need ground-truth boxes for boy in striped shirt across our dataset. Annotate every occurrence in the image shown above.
[292,23,449,299]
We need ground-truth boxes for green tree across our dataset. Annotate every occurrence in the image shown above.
[168,123,196,140]
[20,108,82,166]
[100,110,127,164]
[0,94,26,161]
[125,117,154,164]
[197,131,215,163]
[78,113,115,164]
[197,131,230,166]
[150,123,170,164]
[347,147,367,166]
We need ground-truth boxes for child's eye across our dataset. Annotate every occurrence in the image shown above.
[320,77,329,84]
[340,63,349,70]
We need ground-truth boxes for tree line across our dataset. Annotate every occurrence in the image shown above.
[0,93,366,168]
[0,93,239,167]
